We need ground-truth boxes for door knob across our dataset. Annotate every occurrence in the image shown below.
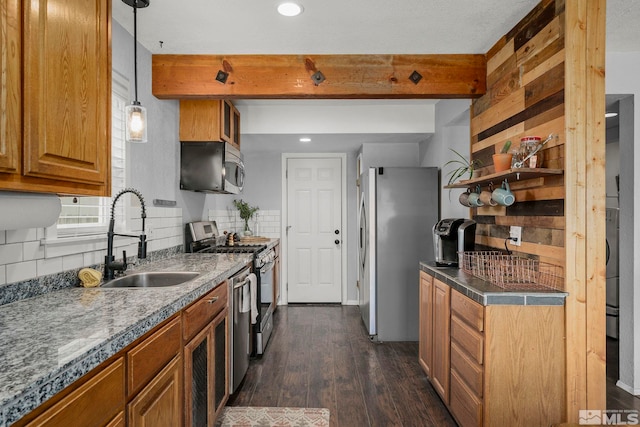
[335,239,340,245]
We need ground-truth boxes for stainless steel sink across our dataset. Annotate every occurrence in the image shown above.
[101,271,200,289]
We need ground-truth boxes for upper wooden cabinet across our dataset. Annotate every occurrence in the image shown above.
[1,0,111,196]
[180,99,241,150]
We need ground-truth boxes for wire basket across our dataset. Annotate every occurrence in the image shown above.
[460,251,563,291]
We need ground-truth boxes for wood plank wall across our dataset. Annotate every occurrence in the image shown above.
[469,0,566,271]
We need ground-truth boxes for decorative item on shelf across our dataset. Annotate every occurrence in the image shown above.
[458,188,472,207]
[468,185,484,207]
[444,149,482,186]
[122,0,150,143]
[520,136,542,168]
[492,179,515,206]
[492,140,513,173]
[480,182,498,207]
[513,133,557,168]
[233,199,259,236]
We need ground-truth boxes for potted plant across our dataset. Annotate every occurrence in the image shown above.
[444,149,483,186]
[492,140,513,173]
[233,199,259,236]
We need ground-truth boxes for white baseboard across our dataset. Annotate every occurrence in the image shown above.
[344,299,359,306]
[616,379,640,396]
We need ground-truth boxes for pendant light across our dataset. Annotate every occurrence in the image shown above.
[123,0,150,143]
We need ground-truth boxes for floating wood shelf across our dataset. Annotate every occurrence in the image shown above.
[444,168,564,189]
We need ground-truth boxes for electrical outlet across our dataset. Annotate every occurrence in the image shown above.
[509,226,522,247]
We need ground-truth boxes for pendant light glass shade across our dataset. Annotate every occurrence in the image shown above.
[123,0,149,143]
[125,101,147,143]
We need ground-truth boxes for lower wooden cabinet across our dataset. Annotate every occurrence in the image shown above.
[418,272,451,404]
[25,358,125,427]
[128,356,182,427]
[419,270,566,426]
[418,272,434,377]
[105,412,125,427]
[431,278,451,404]
[184,307,229,427]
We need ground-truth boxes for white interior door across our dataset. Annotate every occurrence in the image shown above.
[286,157,342,303]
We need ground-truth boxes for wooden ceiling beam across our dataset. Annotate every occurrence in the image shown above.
[152,54,486,99]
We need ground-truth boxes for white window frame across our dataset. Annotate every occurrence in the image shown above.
[54,71,130,238]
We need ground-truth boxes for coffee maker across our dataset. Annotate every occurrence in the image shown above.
[432,218,476,267]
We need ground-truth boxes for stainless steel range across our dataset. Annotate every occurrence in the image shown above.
[185,221,276,366]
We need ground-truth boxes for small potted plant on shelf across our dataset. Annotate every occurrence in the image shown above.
[492,140,513,173]
[233,199,259,236]
[444,149,483,186]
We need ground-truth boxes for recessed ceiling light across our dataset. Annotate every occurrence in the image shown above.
[278,2,303,17]
[299,137,311,143]
[605,112,618,118]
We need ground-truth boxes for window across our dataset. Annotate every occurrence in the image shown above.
[56,72,129,236]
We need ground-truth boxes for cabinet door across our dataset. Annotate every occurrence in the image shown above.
[0,0,20,175]
[128,356,182,427]
[184,307,229,427]
[220,100,233,144]
[419,272,434,377]
[432,279,451,404]
[212,308,229,419]
[22,0,110,188]
[27,358,125,427]
[179,100,223,142]
[231,103,241,149]
[184,323,214,427]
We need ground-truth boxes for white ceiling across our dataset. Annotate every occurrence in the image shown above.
[112,0,640,152]
[112,0,640,55]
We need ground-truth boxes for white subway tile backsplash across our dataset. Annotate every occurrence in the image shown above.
[23,241,45,261]
[6,261,37,283]
[83,250,106,266]
[0,207,184,288]
[6,228,38,244]
[62,254,85,270]
[0,243,24,264]
[37,257,63,276]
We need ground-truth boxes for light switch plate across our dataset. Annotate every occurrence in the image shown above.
[510,226,522,247]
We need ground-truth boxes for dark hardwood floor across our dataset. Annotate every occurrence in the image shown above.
[228,305,456,427]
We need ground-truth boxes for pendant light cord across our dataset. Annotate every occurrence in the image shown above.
[133,4,139,103]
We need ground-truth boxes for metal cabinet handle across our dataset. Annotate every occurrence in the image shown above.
[207,296,219,304]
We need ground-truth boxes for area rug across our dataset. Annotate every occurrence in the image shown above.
[216,406,330,427]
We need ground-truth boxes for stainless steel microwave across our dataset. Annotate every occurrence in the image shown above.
[180,142,245,194]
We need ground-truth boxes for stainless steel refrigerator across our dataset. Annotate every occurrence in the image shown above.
[358,167,439,341]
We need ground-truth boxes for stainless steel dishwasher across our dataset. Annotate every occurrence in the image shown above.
[229,265,252,393]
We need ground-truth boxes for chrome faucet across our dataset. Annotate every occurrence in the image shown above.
[104,188,147,280]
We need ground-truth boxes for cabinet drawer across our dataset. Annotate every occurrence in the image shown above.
[27,358,124,427]
[127,316,181,398]
[451,341,483,398]
[451,290,484,332]
[450,369,483,427]
[451,314,484,365]
[183,282,228,342]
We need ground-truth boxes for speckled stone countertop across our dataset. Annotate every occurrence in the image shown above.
[0,253,252,427]
[420,261,567,306]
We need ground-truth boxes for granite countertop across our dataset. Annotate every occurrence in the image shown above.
[420,261,568,306]
[0,253,253,427]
